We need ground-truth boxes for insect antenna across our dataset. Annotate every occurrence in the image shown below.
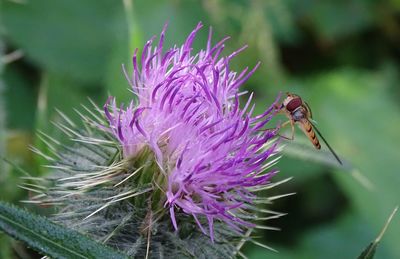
[309,121,343,165]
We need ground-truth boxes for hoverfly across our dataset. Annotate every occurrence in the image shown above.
[276,92,342,165]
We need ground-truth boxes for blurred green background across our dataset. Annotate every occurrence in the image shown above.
[1,0,399,258]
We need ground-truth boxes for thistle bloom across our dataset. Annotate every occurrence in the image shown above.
[104,22,280,240]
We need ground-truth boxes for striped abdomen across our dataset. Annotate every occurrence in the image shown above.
[300,118,321,149]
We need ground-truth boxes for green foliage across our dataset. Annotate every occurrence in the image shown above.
[357,207,398,259]
[3,61,38,130]
[289,0,375,41]
[1,0,127,84]
[307,68,400,258]
[0,201,129,259]
[0,34,6,177]
[0,36,13,259]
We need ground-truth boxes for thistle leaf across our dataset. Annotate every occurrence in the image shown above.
[357,206,398,259]
[0,201,128,259]
[0,40,6,176]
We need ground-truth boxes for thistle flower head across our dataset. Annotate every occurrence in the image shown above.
[28,22,286,258]
[104,22,281,239]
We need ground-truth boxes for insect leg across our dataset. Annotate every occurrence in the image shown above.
[276,120,295,140]
[274,102,285,114]
[289,119,295,140]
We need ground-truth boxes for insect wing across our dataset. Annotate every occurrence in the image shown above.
[304,102,313,118]
[309,121,343,165]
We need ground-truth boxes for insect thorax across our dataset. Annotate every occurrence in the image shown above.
[291,108,306,121]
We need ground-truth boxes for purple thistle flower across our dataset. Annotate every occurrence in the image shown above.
[104,22,280,241]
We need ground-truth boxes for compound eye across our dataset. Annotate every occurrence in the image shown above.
[286,97,302,112]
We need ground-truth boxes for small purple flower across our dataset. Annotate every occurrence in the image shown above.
[104,22,280,240]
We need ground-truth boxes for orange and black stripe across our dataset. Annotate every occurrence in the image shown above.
[300,119,321,149]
